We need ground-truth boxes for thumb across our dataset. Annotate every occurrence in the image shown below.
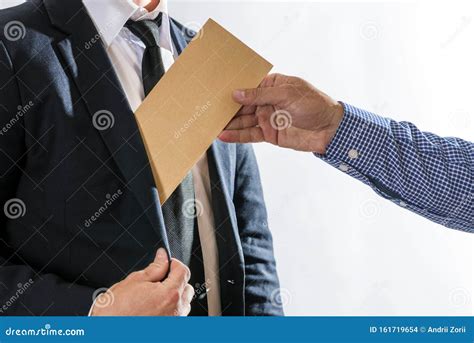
[140,248,169,282]
[232,86,284,106]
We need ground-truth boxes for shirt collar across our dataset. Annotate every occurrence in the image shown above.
[82,0,170,48]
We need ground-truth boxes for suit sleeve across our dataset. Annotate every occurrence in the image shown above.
[317,103,473,232]
[233,143,284,315]
[0,40,95,316]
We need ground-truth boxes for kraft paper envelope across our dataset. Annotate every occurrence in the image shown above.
[134,18,273,204]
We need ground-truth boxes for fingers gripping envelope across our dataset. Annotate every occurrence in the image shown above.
[133,19,273,204]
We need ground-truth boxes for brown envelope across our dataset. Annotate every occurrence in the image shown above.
[134,18,273,204]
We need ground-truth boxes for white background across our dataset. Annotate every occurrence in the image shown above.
[2,0,473,316]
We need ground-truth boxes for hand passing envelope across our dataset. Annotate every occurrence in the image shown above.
[133,19,272,204]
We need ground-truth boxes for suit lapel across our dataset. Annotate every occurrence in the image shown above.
[44,0,170,251]
[169,19,188,55]
[207,144,245,315]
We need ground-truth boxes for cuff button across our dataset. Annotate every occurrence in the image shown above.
[339,164,349,172]
[348,149,359,159]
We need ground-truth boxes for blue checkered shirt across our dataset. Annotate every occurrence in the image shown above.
[316,103,473,233]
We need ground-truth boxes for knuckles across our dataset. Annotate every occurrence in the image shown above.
[252,87,262,99]
[143,262,162,278]
[126,271,142,282]
[167,288,181,306]
[142,268,154,280]
[182,265,191,283]
[171,259,191,284]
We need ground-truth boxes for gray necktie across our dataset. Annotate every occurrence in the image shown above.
[125,19,209,316]
[125,18,197,266]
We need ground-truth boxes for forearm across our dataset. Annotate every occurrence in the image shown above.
[317,103,473,233]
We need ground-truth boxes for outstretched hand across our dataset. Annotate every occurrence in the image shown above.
[219,74,344,153]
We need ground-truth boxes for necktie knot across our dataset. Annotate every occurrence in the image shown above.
[125,14,165,96]
[125,18,160,48]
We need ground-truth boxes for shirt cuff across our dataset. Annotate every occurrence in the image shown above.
[316,102,392,176]
[88,289,107,316]
[88,299,97,316]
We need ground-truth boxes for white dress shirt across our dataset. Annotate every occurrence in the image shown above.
[82,0,221,316]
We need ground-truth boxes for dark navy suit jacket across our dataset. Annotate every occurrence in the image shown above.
[0,0,282,316]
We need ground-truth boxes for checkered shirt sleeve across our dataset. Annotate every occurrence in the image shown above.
[316,103,473,233]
